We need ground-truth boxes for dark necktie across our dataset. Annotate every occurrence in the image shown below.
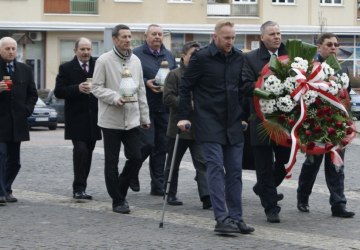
[153,50,159,56]
[82,63,87,73]
[7,64,14,76]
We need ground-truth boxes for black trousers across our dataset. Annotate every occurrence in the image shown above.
[128,111,168,192]
[297,151,347,209]
[253,145,290,214]
[72,140,96,193]
[102,127,142,206]
[2,142,21,195]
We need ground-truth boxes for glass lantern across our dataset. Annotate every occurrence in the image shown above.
[119,67,138,103]
[155,60,170,91]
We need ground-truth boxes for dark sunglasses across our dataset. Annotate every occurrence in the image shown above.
[325,42,340,48]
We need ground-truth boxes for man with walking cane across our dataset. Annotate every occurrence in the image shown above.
[162,41,211,209]
[177,20,254,234]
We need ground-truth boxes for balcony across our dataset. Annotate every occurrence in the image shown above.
[44,0,98,14]
[207,3,258,17]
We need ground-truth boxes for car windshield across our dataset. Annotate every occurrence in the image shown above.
[36,98,47,107]
[350,89,356,95]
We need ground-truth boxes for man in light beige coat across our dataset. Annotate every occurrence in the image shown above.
[92,24,150,214]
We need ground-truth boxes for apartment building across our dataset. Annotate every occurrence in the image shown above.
[0,0,359,89]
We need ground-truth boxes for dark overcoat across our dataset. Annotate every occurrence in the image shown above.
[54,56,101,141]
[0,58,38,142]
[242,42,287,146]
[178,42,245,145]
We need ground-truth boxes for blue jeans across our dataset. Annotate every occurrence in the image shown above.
[297,151,347,209]
[163,138,209,200]
[201,142,244,221]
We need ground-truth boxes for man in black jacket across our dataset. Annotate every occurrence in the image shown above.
[0,37,38,203]
[297,33,355,218]
[55,37,101,200]
[178,20,254,234]
[242,21,291,223]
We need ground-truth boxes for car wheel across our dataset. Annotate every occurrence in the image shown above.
[49,125,57,130]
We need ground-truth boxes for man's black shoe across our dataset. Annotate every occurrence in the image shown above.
[252,185,283,201]
[150,190,164,196]
[73,191,92,200]
[167,196,183,206]
[266,211,280,223]
[202,196,212,210]
[0,196,6,205]
[5,193,18,202]
[297,202,310,213]
[129,178,140,192]
[113,200,130,214]
[237,221,255,234]
[214,217,240,233]
[331,208,355,218]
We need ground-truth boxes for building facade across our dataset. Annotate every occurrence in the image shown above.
[0,0,359,89]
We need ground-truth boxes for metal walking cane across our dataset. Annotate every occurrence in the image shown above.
[159,124,190,228]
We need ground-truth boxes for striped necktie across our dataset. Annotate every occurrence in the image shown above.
[7,64,14,76]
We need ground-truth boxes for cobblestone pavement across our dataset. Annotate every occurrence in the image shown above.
[0,124,360,250]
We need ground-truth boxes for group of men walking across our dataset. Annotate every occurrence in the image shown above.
[0,19,355,235]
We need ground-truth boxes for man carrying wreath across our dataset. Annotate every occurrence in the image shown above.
[296,33,355,218]
[242,21,291,223]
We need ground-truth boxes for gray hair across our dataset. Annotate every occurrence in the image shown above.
[260,21,279,35]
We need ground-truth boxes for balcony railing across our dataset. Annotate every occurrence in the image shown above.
[44,0,97,14]
[207,3,258,17]
[70,0,97,14]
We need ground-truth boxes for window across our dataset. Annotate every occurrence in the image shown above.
[320,0,342,5]
[233,0,257,3]
[44,0,98,14]
[168,0,192,2]
[272,0,295,4]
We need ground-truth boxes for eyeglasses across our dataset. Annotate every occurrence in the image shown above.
[325,42,340,48]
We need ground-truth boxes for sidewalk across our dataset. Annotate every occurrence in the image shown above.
[0,128,359,249]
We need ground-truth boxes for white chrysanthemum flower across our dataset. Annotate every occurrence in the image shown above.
[328,80,339,95]
[264,75,284,95]
[340,73,349,89]
[291,57,308,71]
[276,95,296,112]
[321,62,334,77]
[284,77,296,92]
[302,90,318,106]
[260,99,277,114]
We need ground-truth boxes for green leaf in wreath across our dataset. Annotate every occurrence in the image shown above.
[325,54,341,73]
[253,88,275,99]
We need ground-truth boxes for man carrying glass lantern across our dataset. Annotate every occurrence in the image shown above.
[92,24,150,214]
[129,24,177,195]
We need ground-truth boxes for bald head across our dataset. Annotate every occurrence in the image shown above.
[74,37,92,63]
[0,37,17,63]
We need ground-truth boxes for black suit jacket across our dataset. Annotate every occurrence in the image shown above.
[242,42,287,146]
[0,58,38,142]
[54,56,101,141]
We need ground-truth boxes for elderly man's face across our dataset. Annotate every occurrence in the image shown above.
[145,26,163,50]
[0,39,17,62]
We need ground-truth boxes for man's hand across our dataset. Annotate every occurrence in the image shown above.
[141,124,151,129]
[79,81,92,94]
[115,97,125,107]
[177,120,191,132]
[0,81,7,93]
[146,79,162,93]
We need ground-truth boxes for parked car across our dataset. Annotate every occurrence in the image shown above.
[28,98,58,130]
[350,89,360,120]
[45,90,65,123]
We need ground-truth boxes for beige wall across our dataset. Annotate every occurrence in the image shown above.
[0,0,42,21]
[45,31,103,90]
